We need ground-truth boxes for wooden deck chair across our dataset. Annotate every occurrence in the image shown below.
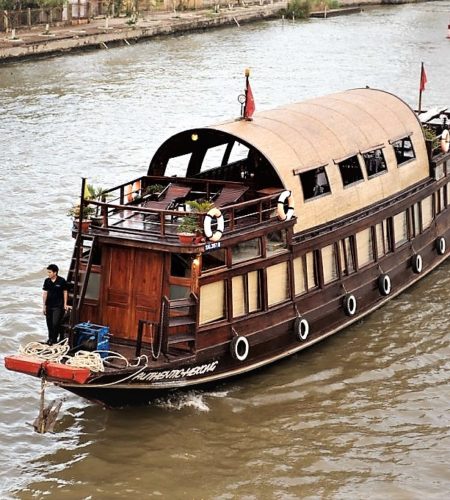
[212,185,249,207]
[143,183,192,210]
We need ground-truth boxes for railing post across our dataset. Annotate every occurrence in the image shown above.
[27,8,31,27]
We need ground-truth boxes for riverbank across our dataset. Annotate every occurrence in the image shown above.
[0,1,381,63]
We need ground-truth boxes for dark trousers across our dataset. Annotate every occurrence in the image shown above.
[45,307,65,343]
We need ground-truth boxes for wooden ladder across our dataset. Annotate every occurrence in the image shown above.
[162,293,198,355]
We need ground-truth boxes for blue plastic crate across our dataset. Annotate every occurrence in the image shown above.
[74,322,110,358]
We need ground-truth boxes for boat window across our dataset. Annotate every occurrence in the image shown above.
[363,149,387,178]
[201,144,228,172]
[299,166,331,200]
[165,153,192,177]
[293,257,306,295]
[321,244,338,284]
[337,156,364,187]
[171,254,191,278]
[265,230,287,256]
[85,272,100,300]
[169,285,190,300]
[356,228,375,268]
[375,220,392,258]
[436,188,445,214]
[199,281,226,324]
[202,248,227,272]
[228,142,250,163]
[339,237,356,275]
[421,196,433,229]
[306,252,318,291]
[232,271,261,317]
[392,137,415,165]
[232,238,261,263]
[267,262,289,306]
[412,203,421,237]
[393,211,408,248]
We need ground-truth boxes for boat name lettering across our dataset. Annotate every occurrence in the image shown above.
[132,361,219,382]
[204,242,221,251]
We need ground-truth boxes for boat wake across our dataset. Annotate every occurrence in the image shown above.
[153,389,230,412]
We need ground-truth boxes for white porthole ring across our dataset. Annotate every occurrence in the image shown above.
[378,273,392,296]
[277,190,295,221]
[440,129,450,154]
[204,208,224,242]
[343,294,357,316]
[230,336,249,362]
[294,316,310,341]
[411,254,423,274]
[436,236,446,255]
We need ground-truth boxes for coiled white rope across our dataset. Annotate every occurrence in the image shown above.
[65,351,105,373]
[19,339,70,362]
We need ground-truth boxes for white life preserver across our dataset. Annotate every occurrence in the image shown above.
[411,254,423,274]
[230,335,249,362]
[436,236,447,255]
[294,316,310,341]
[343,293,357,316]
[378,273,392,296]
[277,190,295,221]
[203,208,225,242]
[440,129,450,154]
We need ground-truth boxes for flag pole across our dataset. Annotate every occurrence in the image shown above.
[244,68,250,118]
[418,61,424,114]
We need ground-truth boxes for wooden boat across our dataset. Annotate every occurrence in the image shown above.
[5,84,450,408]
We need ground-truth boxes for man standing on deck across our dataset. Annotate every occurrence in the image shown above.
[42,264,68,345]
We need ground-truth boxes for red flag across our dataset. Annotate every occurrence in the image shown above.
[420,64,427,92]
[244,81,255,120]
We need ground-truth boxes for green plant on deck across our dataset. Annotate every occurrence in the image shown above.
[423,127,439,151]
[145,183,165,195]
[177,214,201,235]
[186,200,214,213]
[67,203,96,220]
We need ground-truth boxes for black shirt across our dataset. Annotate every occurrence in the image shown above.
[43,276,67,308]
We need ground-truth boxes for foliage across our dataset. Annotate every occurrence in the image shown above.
[177,214,200,234]
[67,203,96,220]
[186,200,214,213]
[85,183,110,201]
[283,0,311,19]
[423,127,439,150]
[0,0,65,8]
[145,183,164,195]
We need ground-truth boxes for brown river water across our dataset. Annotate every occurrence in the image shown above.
[0,2,449,498]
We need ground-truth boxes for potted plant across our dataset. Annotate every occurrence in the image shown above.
[176,214,200,244]
[68,203,96,232]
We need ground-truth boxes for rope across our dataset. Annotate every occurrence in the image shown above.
[65,351,105,373]
[19,339,70,362]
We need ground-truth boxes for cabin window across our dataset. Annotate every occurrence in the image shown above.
[202,248,227,272]
[228,142,250,163]
[393,211,408,248]
[321,244,338,284]
[436,188,445,214]
[299,167,331,200]
[375,220,392,258]
[339,237,356,275]
[232,238,261,264]
[171,254,191,278]
[199,281,225,324]
[170,285,190,300]
[232,271,261,317]
[266,230,287,256]
[306,252,318,291]
[421,196,433,229]
[201,144,228,172]
[85,272,100,300]
[337,156,364,187]
[267,262,289,306]
[356,228,375,268]
[293,257,306,295]
[392,137,415,165]
[363,149,387,178]
[165,153,192,176]
[412,203,421,237]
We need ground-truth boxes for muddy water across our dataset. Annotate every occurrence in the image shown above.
[1,2,449,498]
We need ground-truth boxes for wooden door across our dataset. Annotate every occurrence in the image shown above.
[101,246,164,340]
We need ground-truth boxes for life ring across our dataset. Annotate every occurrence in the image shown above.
[343,294,357,316]
[204,208,225,242]
[277,190,295,221]
[440,129,450,154]
[230,335,249,362]
[294,316,310,341]
[378,273,392,296]
[436,236,446,255]
[411,254,423,274]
